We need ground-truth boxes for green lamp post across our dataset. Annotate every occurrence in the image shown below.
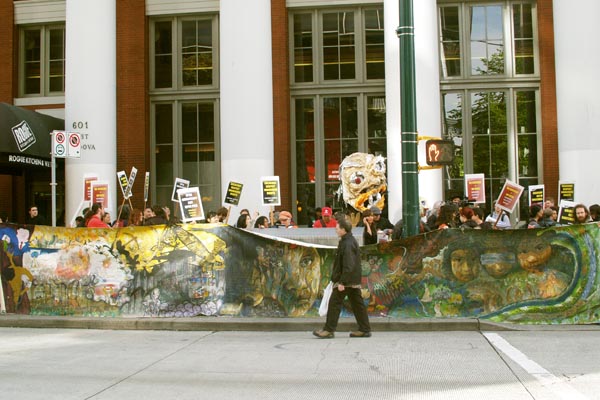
[396,0,420,237]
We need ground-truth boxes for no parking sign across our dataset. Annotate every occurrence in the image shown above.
[68,132,81,158]
[52,131,67,158]
[52,131,81,158]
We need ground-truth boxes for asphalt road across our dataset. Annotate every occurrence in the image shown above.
[1,327,598,400]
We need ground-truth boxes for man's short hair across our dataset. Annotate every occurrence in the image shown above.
[336,215,352,233]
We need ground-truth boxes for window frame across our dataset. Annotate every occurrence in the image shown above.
[149,15,221,208]
[438,0,539,82]
[149,15,220,92]
[289,6,385,86]
[18,23,66,98]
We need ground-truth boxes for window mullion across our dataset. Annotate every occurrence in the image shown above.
[355,8,364,82]
[461,5,470,79]
[507,88,517,182]
[174,19,180,90]
[315,95,325,206]
[505,3,515,78]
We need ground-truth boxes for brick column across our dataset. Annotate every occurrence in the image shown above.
[116,0,149,210]
[271,0,291,211]
[537,0,559,203]
[0,0,14,102]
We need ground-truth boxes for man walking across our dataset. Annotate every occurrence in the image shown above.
[313,216,371,339]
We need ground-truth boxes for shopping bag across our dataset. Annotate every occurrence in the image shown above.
[319,281,333,317]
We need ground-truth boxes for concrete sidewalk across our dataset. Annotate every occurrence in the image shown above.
[1,314,598,332]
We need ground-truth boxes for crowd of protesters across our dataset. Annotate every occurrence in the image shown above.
[5,196,599,236]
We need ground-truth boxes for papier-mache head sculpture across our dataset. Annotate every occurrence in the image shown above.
[337,152,387,212]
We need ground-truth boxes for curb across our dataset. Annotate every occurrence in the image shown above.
[2,314,597,332]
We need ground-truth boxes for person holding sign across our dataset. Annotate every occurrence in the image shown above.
[574,204,591,224]
[485,201,511,229]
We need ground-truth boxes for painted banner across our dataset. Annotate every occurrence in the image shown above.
[1,222,599,324]
[465,174,485,204]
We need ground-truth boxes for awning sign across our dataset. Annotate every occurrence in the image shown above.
[12,120,36,152]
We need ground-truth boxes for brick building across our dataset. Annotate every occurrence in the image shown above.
[0,0,598,226]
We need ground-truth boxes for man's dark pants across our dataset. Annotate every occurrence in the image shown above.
[324,286,371,333]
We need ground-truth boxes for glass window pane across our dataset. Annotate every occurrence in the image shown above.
[294,48,313,82]
[324,139,341,182]
[516,91,537,133]
[323,97,340,139]
[199,184,218,215]
[367,96,386,157]
[341,139,358,159]
[365,9,384,80]
[49,28,64,59]
[294,13,313,83]
[518,135,537,177]
[181,19,213,87]
[155,144,173,185]
[296,140,315,183]
[197,102,214,143]
[49,26,65,93]
[341,97,358,139]
[513,4,534,74]
[155,104,173,144]
[490,135,509,179]
[182,103,198,143]
[295,98,315,200]
[471,92,507,135]
[49,61,64,92]
[296,183,315,226]
[322,12,355,81]
[295,98,314,141]
[154,21,172,88]
[471,91,508,180]
[470,6,504,75]
[24,29,41,95]
[439,6,461,78]
[442,93,463,180]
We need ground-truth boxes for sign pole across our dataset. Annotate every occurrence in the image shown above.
[50,131,57,227]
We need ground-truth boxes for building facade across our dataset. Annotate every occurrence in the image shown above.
[1,0,598,226]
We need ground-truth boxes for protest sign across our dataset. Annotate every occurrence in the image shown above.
[261,176,281,206]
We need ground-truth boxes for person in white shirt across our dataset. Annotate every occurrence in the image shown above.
[485,201,512,229]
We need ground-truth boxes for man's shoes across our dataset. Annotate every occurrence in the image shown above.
[312,329,334,339]
[349,331,372,338]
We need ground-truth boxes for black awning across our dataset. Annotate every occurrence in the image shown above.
[0,102,64,173]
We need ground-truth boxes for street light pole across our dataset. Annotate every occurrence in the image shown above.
[396,0,420,237]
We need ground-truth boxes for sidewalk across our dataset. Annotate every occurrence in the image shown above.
[1,314,598,332]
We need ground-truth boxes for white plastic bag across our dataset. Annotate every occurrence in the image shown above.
[319,282,333,317]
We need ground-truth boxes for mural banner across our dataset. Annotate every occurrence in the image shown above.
[1,222,599,324]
